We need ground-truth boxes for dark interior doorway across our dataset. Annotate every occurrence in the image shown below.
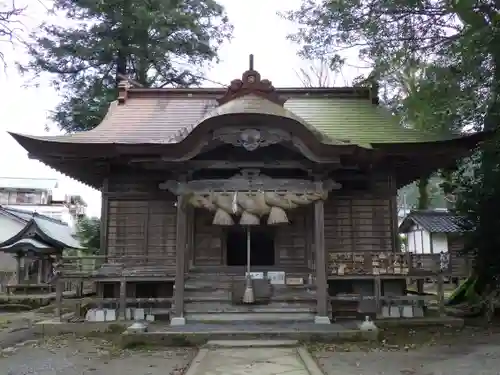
[226,227,275,266]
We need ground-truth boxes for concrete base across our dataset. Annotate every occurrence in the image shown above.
[314,316,331,324]
[204,340,299,348]
[170,317,186,326]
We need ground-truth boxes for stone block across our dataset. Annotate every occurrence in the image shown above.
[170,317,186,326]
[389,306,401,318]
[95,309,105,322]
[85,309,96,322]
[401,305,413,318]
[314,316,331,324]
[125,308,132,320]
[134,308,145,320]
[105,309,116,321]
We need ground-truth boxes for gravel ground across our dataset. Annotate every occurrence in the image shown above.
[0,336,196,375]
[314,326,500,375]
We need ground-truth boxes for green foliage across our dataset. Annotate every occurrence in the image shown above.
[398,176,448,210]
[282,0,500,286]
[280,0,493,132]
[0,1,26,66]
[453,140,500,287]
[76,216,100,253]
[20,0,233,132]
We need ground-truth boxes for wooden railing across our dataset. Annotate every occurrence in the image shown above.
[60,252,472,279]
[328,251,472,277]
[60,255,177,278]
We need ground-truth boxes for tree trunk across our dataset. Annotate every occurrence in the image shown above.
[417,175,430,210]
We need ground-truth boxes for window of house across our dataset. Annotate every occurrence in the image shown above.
[0,191,8,205]
[9,191,42,205]
[7,191,17,204]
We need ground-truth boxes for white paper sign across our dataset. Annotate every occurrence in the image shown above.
[267,271,285,285]
[245,272,265,280]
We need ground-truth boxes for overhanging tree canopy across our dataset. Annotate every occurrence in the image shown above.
[20,0,233,132]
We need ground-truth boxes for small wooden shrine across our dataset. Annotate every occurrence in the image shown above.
[9,56,483,324]
[0,206,82,294]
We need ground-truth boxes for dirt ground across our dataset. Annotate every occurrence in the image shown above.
[0,336,196,375]
[312,325,500,375]
[2,308,500,375]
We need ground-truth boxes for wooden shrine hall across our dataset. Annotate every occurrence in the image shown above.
[8,56,484,325]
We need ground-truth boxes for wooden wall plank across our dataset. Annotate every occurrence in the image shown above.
[106,199,177,269]
[325,173,395,271]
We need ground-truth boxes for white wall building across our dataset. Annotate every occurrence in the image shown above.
[398,209,462,254]
[0,177,86,230]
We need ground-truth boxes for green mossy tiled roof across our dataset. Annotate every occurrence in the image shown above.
[9,93,454,148]
[285,97,449,147]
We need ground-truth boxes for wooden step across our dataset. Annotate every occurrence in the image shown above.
[185,311,316,323]
[184,295,316,303]
[184,300,316,313]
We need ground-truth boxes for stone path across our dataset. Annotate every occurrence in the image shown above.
[185,341,321,375]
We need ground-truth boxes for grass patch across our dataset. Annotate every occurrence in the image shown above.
[106,323,126,334]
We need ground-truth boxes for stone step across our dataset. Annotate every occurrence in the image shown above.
[203,340,299,348]
[185,311,315,323]
[186,274,244,280]
[184,295,316,303]
[184,302,316,314]
[186,272,313,281]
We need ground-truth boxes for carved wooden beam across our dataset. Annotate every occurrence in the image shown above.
[213,127,291,151]
[159,169,341,195]
[212,126,346,163]
[129,159,340,170]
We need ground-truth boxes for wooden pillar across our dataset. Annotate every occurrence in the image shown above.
[374,276,382,316]
[100,177,109,257]
[15,254,21,285]
[306,205,314,270]
[24,256,30,281]
[437,273,445,316]
[37,258,43,284]
[171,195,187,326]
[55,279,63,320]
[45,256,51,283]
[314,199,329,324]
[185,206,194,272]
[119,278,127,320]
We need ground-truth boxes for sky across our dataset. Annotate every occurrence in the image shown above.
[0,0,364,218]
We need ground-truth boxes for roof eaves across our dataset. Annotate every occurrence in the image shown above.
[33,217,82,249]
[0,206,31,224]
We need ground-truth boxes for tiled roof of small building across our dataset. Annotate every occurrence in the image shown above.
[0,206,82,249]
[398,210,465,234]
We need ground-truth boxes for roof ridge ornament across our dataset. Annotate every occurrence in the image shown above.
[217,54,286,106]
[117,79,131,104]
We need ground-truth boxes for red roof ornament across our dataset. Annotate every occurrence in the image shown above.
[217,54,285,106]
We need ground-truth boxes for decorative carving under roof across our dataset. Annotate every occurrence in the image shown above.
[213,127,291,151]
[217,54,285,106]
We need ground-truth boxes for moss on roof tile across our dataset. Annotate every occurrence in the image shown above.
[285,97,451,146]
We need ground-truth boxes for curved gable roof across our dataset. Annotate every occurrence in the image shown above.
[0,206,82,250]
